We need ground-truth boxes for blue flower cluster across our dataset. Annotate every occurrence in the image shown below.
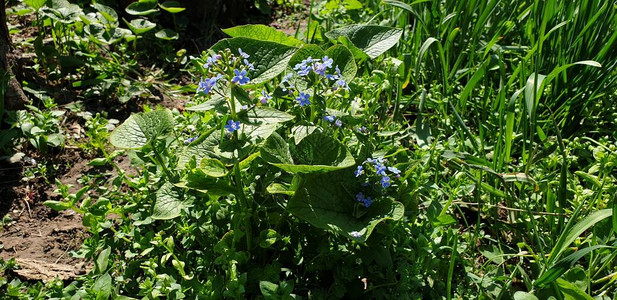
[293,56,334,77]
[203,54,222,69]
[326,66,349,90]
[355,192,373,207]
[356,157,400,188]
[184,136,198,144]
[323,115,343,127]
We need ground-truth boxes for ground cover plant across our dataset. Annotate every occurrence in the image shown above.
[1,0,617,299]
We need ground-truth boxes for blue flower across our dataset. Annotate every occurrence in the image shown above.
[225,120,241,133]
[184,137,197,144]
[314,56,333,76]
[196,75,222,94]
[243,59,255,71]
[260,90,272,104]
[238,48,249,58]
[335,78,349,90]
[357,126,368,133]
[381,176,391,188]
[355,192,372,207]
[322,56,333,68]
[350,231,363,238]
[335,119,343,127]
[354,165,364,177]
[323,115,335,122]
[232,69,250,85]
[203,55,220,69]
[296,92,311,107]
[388,166,400,175]
[375,163,387,176]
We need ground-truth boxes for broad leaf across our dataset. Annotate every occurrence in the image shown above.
[110,109,173,149]
[159,1,185,13]
[211,37,297,84]
[200,158,227,178]
[291,124,318,144]
[125,18,156,34]
[23,0,46,10]
[240,106,294,125]
[288,170,404,241]
[155,29,179,40]
[325,25,403,59]
[126,1,158,16]
[92,273,112,299]
[152,182,184,220]
[223,24,303,47]
[261,132,355,173]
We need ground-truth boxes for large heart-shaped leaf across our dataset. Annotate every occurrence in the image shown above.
[223,24,303,47]
[210,37,297,84]
[125,18,156,34]
[152,182,184,220]
[110,109,174,149]
[23,0,46,10]
[159,1,185,13]
[126,0,158,16]
[240,106,294,125]
[288,170,404,241]
[325,25,403,59]
[261,132,355,173]
[155,29,179,40]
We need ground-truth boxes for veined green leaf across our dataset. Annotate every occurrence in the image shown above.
[152,182,184,220]
[211,37,297,84]
[261,132,355,174]
[325,25,403,59]
[288,170,404,241]
[223,24,303,47]
[110,109,173,149]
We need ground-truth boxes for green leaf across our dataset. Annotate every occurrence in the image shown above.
[325,25,403,59]
[40,2,82,23]
[288,170,404,241]
[43,200,71,211]
[513,292,539,300]
[291,124,318,144]
[261,132,355,173]
[159,1,185,13]
[200,158,227,178]
[125,18,156,34]
[96,247,111,274]
[240,106,294,125]
[555,278,594,300]
[266,182,295,196]
[259,281,279,298]
[92,273,112,299]
[211,37,297,84]
[547,209,612,265]
[126,0,158,16]
[259,229,280,248]
[325,45,357,82]
[110,109,173,149]
[260,132,294,165]
[152,182,184,220]
[23,0,46,10]
[155,29,179,40]
[92,3,118,24]
[536,245,610,287]
[223,24,304,47]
